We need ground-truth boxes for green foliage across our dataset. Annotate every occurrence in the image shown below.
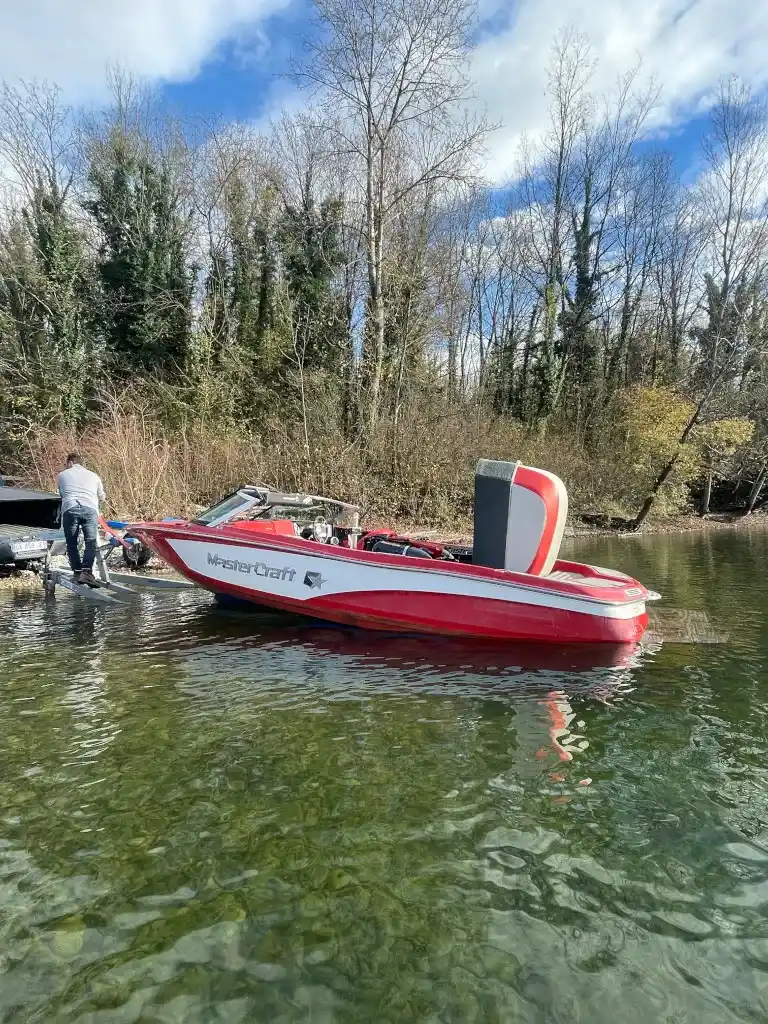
[0,180,95,434]
[83,131,194,381]
[560,179,600,392]
[691,274,760,388]
[278,195,347,373]
[609,386,701,515]
[225,179,279,363]
[531,285,565,427]
[694,417,754,460]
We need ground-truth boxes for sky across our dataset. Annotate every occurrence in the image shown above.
[2,0,768,184]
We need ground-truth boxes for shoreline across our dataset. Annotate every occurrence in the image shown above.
[385,508,768,545]
[568,508,768,538]
[3,509,766,594]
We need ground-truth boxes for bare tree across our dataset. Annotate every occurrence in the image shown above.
[0,80,76,206]
[632,77,768,529]
[517,28,594,427]
[292,0,488,431]
[653,183,706,376]
[610,152,671,387]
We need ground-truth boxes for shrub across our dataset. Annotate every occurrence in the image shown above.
[15,382,729,528]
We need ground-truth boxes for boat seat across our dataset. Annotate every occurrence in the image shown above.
[473,459,568,576]
[229,519,299,538]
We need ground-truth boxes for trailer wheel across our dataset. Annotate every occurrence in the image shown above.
[122,537,152,569]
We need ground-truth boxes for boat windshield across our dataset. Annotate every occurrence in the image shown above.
[192,491,261,526]
[258,502,339,522]
[191,488,359,529]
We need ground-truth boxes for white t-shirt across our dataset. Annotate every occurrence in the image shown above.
[57,464,106,514]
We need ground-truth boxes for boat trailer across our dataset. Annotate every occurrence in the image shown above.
[39,520,195,604]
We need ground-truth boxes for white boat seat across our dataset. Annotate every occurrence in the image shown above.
[473,459,568,576]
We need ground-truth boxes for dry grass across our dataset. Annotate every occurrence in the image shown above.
[15,389,638,526]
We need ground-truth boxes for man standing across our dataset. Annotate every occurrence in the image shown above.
[56,453,106,586]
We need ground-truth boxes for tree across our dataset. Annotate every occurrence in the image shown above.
[559,63,656,436]
[279,194,347,373]
[271,114,349,375]
[517,29,593,428]
[84,129,194,381]
[632,77,768,529]
[0,82,94,428]
[694,417,753,515]
[607,152,669,387]
[293,0,488,431]
[652,186,705,377]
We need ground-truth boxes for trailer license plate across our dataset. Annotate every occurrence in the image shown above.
[11,541,46,554]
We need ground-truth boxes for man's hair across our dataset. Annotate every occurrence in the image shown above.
[66,452,81,465]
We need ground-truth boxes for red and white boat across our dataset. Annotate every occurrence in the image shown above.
[130,459,659,644]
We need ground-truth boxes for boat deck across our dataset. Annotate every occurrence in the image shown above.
[547,570,628,588]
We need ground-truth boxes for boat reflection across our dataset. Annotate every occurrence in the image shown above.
[175,603,660,795]
[202,601,660,685]
[285,625,651,787]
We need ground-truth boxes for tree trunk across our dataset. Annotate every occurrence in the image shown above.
[447,333,457,402]
[631,385,715,530]
[701,467,713,516]
[341,295,356,437]
[632,454,679,531]
[366,172,386,435]
[392,289,412,434]
[746,464,768,514]
[363,135,386,435]
[367,280,385,432]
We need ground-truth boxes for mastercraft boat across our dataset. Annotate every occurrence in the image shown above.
[130,459,660,643]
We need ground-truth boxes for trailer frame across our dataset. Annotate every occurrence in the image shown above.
[39,530,195,603]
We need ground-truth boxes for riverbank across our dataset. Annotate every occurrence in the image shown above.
[3,508,766,594]
[378,507,768,546]
[572,508,768,537]
[15,394,745,538]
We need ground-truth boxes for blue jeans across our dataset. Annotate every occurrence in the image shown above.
[62,504,99,572]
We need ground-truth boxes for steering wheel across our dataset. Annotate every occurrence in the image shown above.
[312,516,333,543]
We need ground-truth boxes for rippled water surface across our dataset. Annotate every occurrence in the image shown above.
[2,528,768,1022]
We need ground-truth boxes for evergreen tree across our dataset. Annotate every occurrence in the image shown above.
[0,177,94,430]
[560,181,601,392]
[224,177,279,364]
[691,273,757,390]
[84,132,193,380]
[278,195,347,373]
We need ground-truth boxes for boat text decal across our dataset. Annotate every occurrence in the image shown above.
[207,551,295,581]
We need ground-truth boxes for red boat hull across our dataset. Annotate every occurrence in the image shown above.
[131,523,651,644]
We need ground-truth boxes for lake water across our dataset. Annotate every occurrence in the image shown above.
[1,528,768,1022]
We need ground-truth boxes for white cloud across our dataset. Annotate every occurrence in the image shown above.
[249,82,308,134]
[472,0,768,181]
[0,0,288,99]
[4,0,768,190]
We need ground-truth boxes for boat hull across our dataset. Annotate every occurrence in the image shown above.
[132,524,650,644]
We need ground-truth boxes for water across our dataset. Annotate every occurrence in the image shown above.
[1,528,768,1022]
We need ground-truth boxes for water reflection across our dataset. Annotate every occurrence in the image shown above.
[1,528,767,1022]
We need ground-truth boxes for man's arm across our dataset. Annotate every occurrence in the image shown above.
[97,477,105,504]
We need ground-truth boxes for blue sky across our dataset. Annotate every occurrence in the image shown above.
[162,6,304,124]
[2,0,768,184]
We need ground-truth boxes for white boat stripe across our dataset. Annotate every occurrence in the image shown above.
[168,538,646,621]
[173,531,642,606]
